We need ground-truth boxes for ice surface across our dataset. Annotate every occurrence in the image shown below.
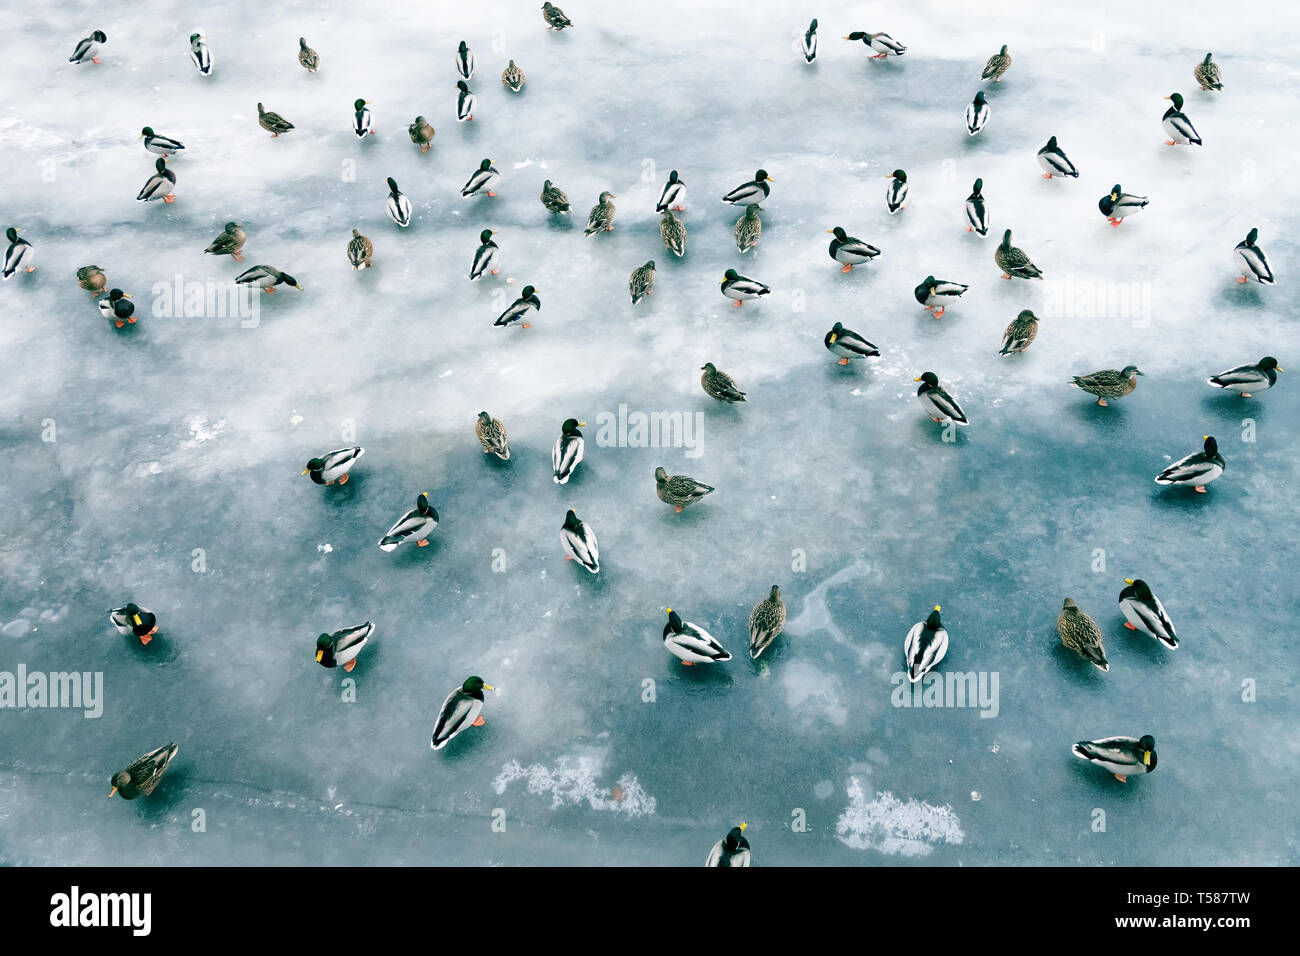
[1,0,1298,865]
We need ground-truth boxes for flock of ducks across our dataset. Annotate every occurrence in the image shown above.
[11,10,1281,866]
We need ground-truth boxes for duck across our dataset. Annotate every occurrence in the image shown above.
[914,276,969,317]
[721,268,769,306]
[735,204,762,253]
[1099,185,1148,226]
[584,191,617,235]
[656,170,686,213]
[982,44,1011,81]
[552,419,585,482]
[1162,92,1201,145]
[655,467,714,512]
[663,609,730,665]
[844,31,906,58]
[475,411,510,460]
[964,179,988,236]
[629,260,656,304]
[502,59,525,92]
[1119,579,1178,649]
[495,285,541,328]
[109,603,158,645]
[561,509,600,573]
[885,169,908,213]
[824,322,879,365]
[235,264,300,293]
[469,230,500,280]
[1072,735,1156,783]
[109,743,179,800]
[69,30,107,65]
[99,289,135,327]
[749,585,786,659]
[1208,356,1282,397]
[914,372,968,425]
[315,623,373,672]
[1234,228,1274,284]
[455,41,475,79]
[998,309,1039,356]
[1037,136,1078,178]
[456,81,476,121]
[462,159,501,198]
[904,606,948,682]
[136,157,176,203]
[541,180,570,214]
[706,824,751,866]
[801,19,818,63]
[408,116,435,152]
[352,99,374,138]
[1194,53,1223,91]
[1155,436,1225,493]
[301,446,364,485]
[542,2,573,29]
[431,677,494,750]
[204,222,246,262]
[2,228,34,280]
[257,102,295,137]
[140,127,185,157]
[722,169,772,206]
[1057,598,1109,671]
[661,210,687,256]
[189,33,212,75]
[965,91,989,135]
[701,363,746,402]
[1069,366,1142,406]
[298,37,319,72]
[386,177,413,227]
[76,264,107,294]
[347,229,373,270]
[378,493,439,551]
[996,230,1042,279]
[827,227,880,271]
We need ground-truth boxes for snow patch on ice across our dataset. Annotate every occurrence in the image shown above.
[493,754,656,817]
[3,619,31,638]
[835,776,965,857]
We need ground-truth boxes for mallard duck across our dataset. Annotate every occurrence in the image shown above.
[885,169,908,213]
[965,91,989,135]
[914,276,969,317]
[469,229,500,280]
[136,157,176,203]
[629,260,656,304]
[495,285,541,328]
[801,19,819,63]
[2,228,34,280]
[386,177,412,227]
[431,676,494,750]
[352,98,374,138]
[1119,579,1178,649]
[721,268,769,306]
[561,509,599,573]
[109,603,158,645]
[76,264,107,294]
[1194,53,1223,91]
[552,418,585,482]
[408,116,435,152]
[456,80,476,121]
[257,102,294,137]
[235,264,300,293]
[475,411,510,460]
[110,743,178,799]
[844,31,906,58]
[1155,436,1225,493]
[706,823,751,866]
[298,37,319,72]
[1069,366,1142,406]
[749,585,786,659]
[735,204,762,253]
[904,606,948,682]
[378,493,439,551]
[701,363,746,402]
[584,191,616,235]
[998,309,1039,356]
[655,467,714,512]
[189,33,212,75]
[1057,598,1108,671]
[824,322,879,365]
[1208,356,1282,397]
[964,179,989,236]
[663,609,730,664]
[542,2,573,29]
[69,30,107,65]
[140,127,185,157]
[1099,184,1148,226]
[914,372,968,425]
[455,40,475,79]
[1162,92,1201,145]
[462,159,501,199]
[302,446,364,485]
[827,226,880,271]
[1072,735,1156,782]
[541,180,570,214]
[99,289,135,327]
[347,229,373,270]
[661,210,687,256]
[204,222,245,262]
[995,230,1042,279]
[502,59,525,91]
[315,623,373,672]
[1037,136,1078,178]
[982,44,1011,81]
[722,169,772,206]
[656,170,686,213]
[1234,228,1274,284]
